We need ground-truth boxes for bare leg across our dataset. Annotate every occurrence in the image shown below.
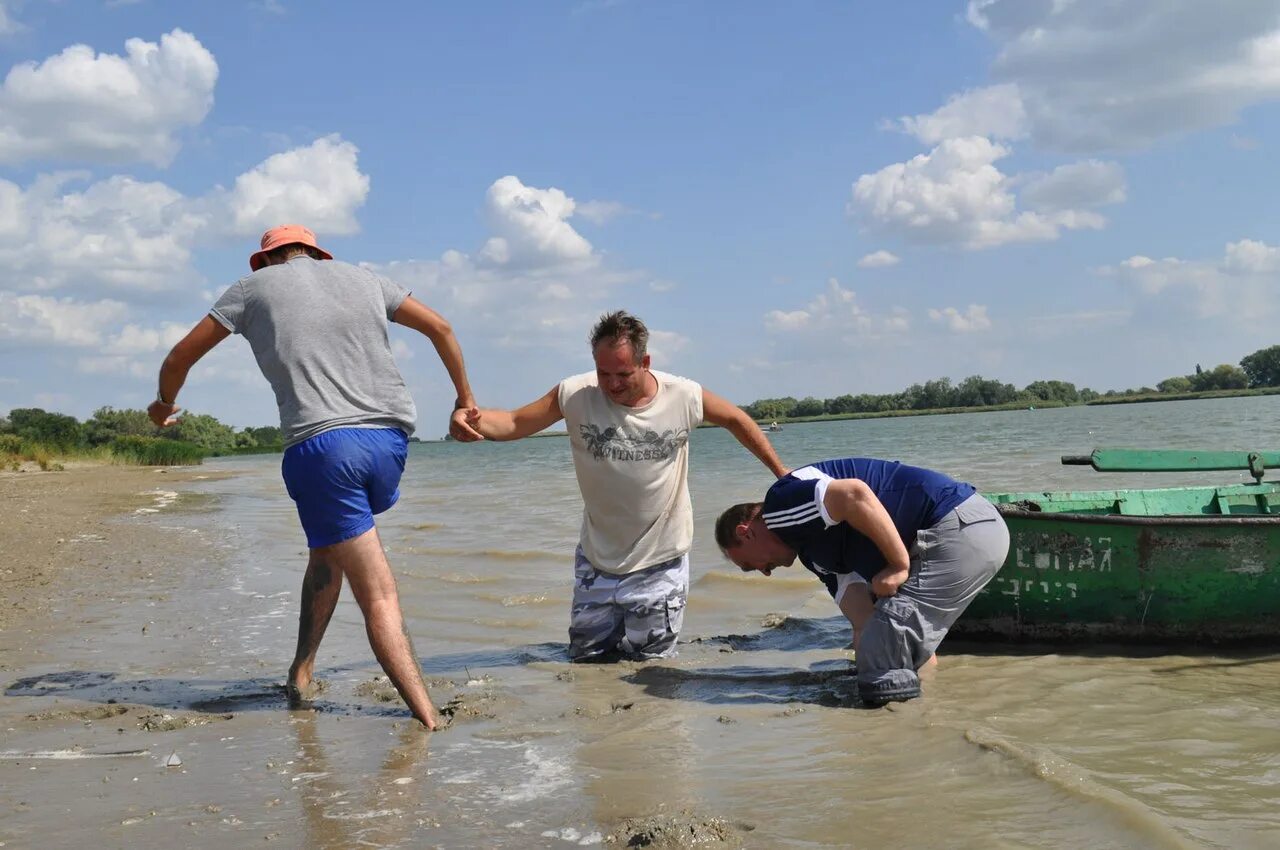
[287,550,344,703]
[323,527,438,730]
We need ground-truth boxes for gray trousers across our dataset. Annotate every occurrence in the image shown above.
[568,547,689,662]
[857,493,1009,704]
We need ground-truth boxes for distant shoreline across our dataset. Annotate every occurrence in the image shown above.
[744,387,1280,428]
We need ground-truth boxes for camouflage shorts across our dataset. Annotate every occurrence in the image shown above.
[568,547,689,662]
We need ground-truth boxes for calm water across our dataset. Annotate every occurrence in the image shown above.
[9,397,1280,848]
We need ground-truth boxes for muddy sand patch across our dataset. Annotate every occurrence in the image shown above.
[605,810,752,848]
[22,702,234,732]
[354,674,515,728]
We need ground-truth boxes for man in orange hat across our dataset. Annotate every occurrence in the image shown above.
[147,224,482,730]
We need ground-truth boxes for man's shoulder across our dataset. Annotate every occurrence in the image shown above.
[651,370,701,393]
[559,370,599,395]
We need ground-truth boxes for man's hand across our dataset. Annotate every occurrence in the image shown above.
[148,400,182,428]
[871,563,909,598]
[449,407,484,442]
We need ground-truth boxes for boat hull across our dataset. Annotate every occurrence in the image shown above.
[955,486,1280,644]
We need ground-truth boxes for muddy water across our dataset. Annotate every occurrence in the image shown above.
[4,396,1280,848]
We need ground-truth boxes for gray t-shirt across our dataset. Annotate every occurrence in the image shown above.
[210,257,417,448]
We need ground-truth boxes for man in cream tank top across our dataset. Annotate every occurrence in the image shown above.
[460,311,787,660]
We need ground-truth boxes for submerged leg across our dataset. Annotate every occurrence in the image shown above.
[287,550,343,704]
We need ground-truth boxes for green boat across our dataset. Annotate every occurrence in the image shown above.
[957,449,1280,644]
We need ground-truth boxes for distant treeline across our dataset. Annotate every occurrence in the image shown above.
[0,406,282,469]
[742,344,1280,421]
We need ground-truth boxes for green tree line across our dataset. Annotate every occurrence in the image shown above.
[743,344,1280,420]
[0,406,283,466]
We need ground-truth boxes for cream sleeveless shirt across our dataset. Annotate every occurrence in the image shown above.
[558,369,704,574]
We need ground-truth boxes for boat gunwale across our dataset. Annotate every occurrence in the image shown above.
[994,506,1280,527]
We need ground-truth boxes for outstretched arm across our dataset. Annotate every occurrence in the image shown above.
[149,316,230,427]
[823,479,912,598]
[391,297,481,441]
[463,386,564,442]
[701,388,788,477]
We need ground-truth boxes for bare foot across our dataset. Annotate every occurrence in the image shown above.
[284,676,324,708]
[417,703,441,731]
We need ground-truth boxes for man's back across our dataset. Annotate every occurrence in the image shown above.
[764,458,976,582]
[210,257,417,447]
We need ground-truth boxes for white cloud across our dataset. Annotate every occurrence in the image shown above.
[647,329,690,364]
[850,136,1111,249]
[0,293,129,346]
[540,283,573,300]
[365,176,639,356]
[479,176,594,270]
[0,173,204,293]
[0,136,369,296]
[0,2,22,35]
[965,0,1280,152]
[1224,238,1280,273]
[894,84,1027,145]
[857,250,900,268]
[101,321,190,355]
[575,200,628,224]
[0,29,218,167]
[1019,160,1127,212]
[928,304,992,333]
[763,309,811,332]
[220,134,369,236]
[1102,238,1280,319]
[764,278,909,338]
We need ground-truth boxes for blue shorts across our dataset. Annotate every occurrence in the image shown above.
[281,427,409,549]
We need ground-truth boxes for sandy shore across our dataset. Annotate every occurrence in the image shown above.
[0,464,229,640]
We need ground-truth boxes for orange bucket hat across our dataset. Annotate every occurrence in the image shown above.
[248,224,334,271]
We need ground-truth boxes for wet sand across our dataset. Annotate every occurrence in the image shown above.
[0,464,228,636]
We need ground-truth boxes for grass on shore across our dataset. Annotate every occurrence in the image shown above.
[0,434,207,471]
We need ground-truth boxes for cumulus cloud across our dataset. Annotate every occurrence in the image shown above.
[1019,160,1127,212]
[763,309,811,332]
[364,176,640,355]
[479,176,595,270]
[964,0,1280,152]
[220,135,369,236]
[894,84,1027,145]
[764,278,909,338]
[0,173,202,293]
[0,29,218,167]
[0,136,370,295]
[1101,238,1280,319]
[1224,238,1280,273]
[857,250,900,268]
[928,304,992,333]
[0,292,129,346]
[850,137,1113,249]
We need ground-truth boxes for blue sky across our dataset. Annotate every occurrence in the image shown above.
[2,0,1279,436]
